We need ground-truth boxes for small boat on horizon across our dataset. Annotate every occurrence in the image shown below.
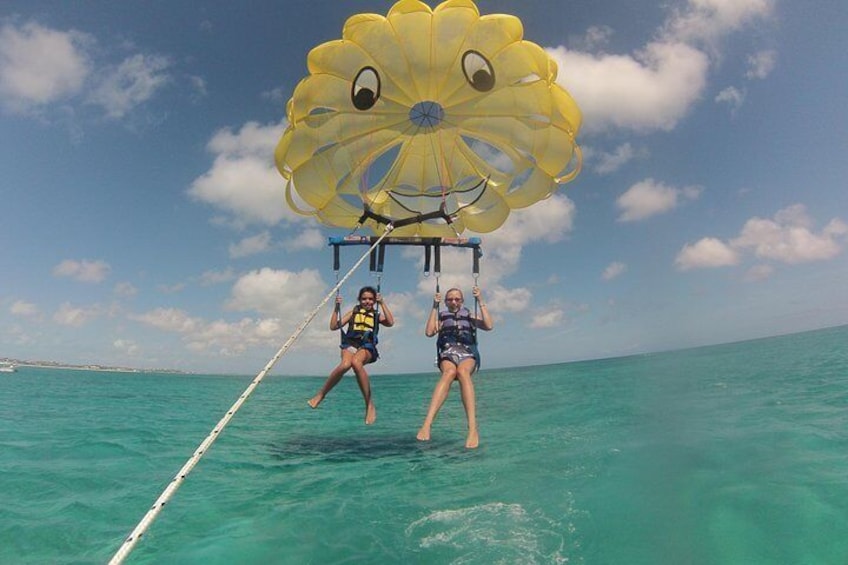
[0,363,17,373]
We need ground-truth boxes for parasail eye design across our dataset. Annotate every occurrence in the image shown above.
[352,67,381,110]
[462,50,495,92]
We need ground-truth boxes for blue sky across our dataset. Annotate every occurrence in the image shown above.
[1,0,846,376]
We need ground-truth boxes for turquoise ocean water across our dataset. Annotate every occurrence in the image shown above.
[1,325,847,564]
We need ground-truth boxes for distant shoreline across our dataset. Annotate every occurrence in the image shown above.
[2,360,188,374]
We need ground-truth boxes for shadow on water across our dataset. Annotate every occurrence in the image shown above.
[267,433,474,464]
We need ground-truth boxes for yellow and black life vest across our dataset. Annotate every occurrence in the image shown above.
[344,307,378,345]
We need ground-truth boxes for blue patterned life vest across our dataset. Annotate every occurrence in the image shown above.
[437,307,476,349]
[436,307,481,367]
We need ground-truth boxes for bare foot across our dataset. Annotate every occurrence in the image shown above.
[307,394,323,408]
[365,402,376,425]
[465,429,479,449]
[416,427,431,441]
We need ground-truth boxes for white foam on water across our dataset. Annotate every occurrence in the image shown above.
[405,501,574,564]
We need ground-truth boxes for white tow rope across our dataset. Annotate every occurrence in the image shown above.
[109,225,394,565]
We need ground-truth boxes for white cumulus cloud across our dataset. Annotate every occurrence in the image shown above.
[113,339,139,355]
[113,282,137,297]
[487,285,532,315]
[676,204,847,271]
[188,120,296,227]
[199,268,236,286]
[550,41,709,133]
[602,262,627,281]
[226,267,327,318]
[715,86,745,112]
[1,21,175,120]
[593,143,640,175]
[131,304,335,358]
[529,307,564,329]
[131,308,199,333]
[229,231,272,258]
[547,0,773,134]
[0,21,91,113]
[675,237,740,270]
[746,49,777,79]
[52,259,111,283]
[664,0,775,44]
[53,302,101,326]
[617,178,701,222]
[743,264,774,282]
[284,227,325,251]
[10,300,40,317]
[88,53,171,119]
[731,205,847,263]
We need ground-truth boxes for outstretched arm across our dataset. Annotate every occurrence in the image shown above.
[330,296,352,331]
[472,286,494,331]
[377,293,395,327]
[425,292,441,337]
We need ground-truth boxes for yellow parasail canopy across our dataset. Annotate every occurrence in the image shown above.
[275,0,582,237]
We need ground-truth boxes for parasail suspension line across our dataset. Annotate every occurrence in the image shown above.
[434,242,441,294]
[472,243,482,321]
[371,238,385,320]
[333,244,344,341]
[108,225,395,565]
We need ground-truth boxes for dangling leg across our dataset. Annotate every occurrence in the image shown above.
[455,359,479,448]
[351,348,376,424]
[417,361,458,441]
[308,349,354,408]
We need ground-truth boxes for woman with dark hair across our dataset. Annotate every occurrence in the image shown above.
[308,286,394,424]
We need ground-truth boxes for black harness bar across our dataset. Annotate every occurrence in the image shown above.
[329,236,482,278]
